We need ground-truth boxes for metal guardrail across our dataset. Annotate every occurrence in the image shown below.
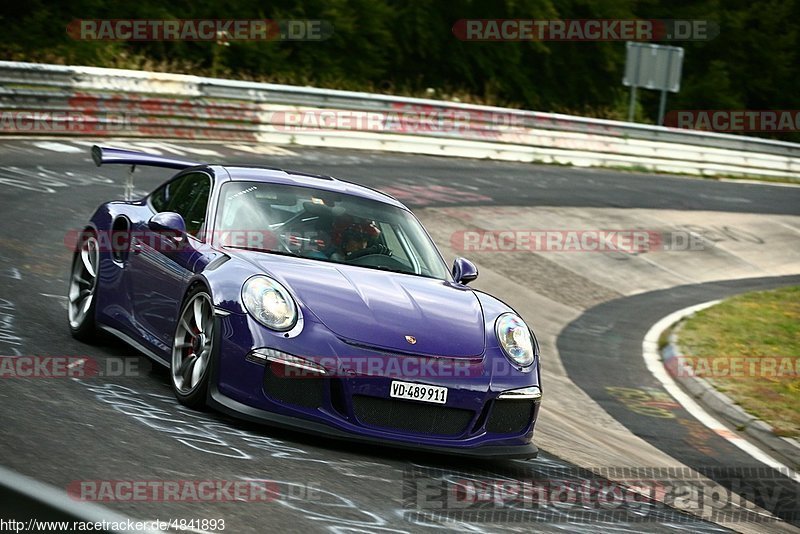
[0,60,798,179]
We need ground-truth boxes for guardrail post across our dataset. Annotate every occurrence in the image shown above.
[125,165,136,201]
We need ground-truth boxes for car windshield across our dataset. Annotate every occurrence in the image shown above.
[215,181,451,280]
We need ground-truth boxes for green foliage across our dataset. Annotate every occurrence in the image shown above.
[0,0,797,140]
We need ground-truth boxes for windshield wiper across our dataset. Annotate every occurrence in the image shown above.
[223,245,299,258]
[368,265,411,274]
[353,263,438,279]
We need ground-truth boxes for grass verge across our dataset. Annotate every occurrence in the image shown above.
[678,286,799,437]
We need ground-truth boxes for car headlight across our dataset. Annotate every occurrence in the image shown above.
[242,276,297,331]
[495,313,535,367]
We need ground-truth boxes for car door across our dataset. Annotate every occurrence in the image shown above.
[127,171,212,357]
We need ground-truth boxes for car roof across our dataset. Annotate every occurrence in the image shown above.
[220,165,407,210]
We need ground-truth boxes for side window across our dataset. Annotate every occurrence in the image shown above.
[150,182,170,212]
[150,173,211,237]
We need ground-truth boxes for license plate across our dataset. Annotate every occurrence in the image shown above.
[389,380,447,404]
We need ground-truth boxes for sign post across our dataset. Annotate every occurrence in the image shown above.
[623,42,684,125]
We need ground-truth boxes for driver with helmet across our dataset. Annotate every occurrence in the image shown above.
[330,218,391,261]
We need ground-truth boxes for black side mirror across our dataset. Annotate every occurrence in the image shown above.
[452,257,478,285]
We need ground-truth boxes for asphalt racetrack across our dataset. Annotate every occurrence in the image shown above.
[0,139,798,533]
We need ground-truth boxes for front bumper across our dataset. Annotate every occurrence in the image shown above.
[208,385,539,458]
[208,314,541,459]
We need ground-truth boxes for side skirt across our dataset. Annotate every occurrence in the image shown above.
[97,324,170,368]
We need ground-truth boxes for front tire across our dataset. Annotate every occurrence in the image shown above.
[171,287,215,409]
[68,230,100,341]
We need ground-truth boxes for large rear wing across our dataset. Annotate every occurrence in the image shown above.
[91,145,202,170]
[91,145,204,200]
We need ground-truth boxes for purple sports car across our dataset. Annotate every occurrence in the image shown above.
[68,145,542,458]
